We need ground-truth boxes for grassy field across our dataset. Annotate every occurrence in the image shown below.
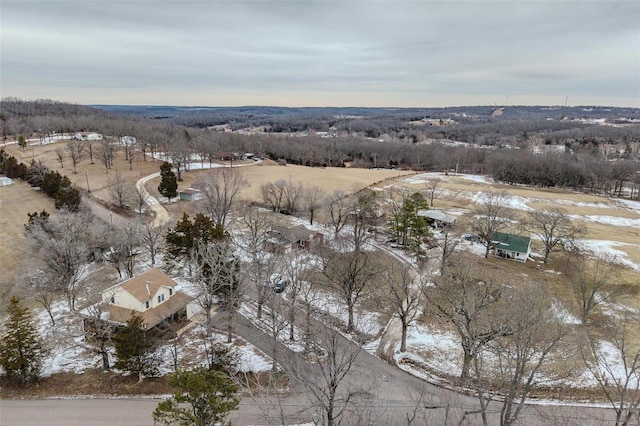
[148,161,416,221]
[0,179,55,302]
[392,172,640,269]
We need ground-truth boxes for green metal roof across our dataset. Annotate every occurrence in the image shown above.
[491,232,531,254]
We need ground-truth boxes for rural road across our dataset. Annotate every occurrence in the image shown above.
[2,164,619,425]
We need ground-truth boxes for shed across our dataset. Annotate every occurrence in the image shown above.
[179,187,205,201]
[417,209,456,228]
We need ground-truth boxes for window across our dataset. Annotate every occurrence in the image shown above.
[110,296,115,304]
[145,301,150,309]
[157,294,165,304]
[169,288,173,296]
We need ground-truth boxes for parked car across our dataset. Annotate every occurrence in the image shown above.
[464,234,480,242]
[270,276,289,293]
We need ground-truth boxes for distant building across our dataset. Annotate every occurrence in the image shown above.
[120,135,137,146]
[490,232,532,263]
[74,132,103,141]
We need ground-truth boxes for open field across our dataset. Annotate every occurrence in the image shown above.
[0,179,55,301]
[147,161,416,221]
[391,172,640,270]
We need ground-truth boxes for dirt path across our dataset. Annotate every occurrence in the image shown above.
[135,172,169,227]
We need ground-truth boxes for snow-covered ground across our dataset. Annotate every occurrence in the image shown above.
[148,152,261,170]
[577,239,640,271]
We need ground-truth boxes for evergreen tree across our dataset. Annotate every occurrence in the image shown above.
[114,314,159,382]
[158,161,178,202]
[388,191,431,251]
[17,134,27,150]
[152,366,239,426]
[0,296,45,385]
[165,213,225,261]
[54,186,81,212]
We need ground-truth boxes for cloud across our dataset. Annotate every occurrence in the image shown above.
[1,0,638,107]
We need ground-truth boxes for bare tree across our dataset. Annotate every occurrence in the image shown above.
[301,185,325,225]
[132,184,149,214]
[137,220,165,266]
[569,253,620,324]
[325,190,350,239]
[86,139,95,164]
[281,178,303,215]
[107,224,142,278]
[320,243,382,333]
[82,289,117,371]
[236,205,280,320]
[196,167,248,229]
[169,149,189,181]
[99,138,115,172]
[26,209,96,311]
[189,235,242,344]
[282,250,315,343]
[481,286,566,426]
[107,170,134,210]
[66,139,85,174]
[54,146,65,168]
[581,315,640,426]
[382,264,422,352]
[261,179,286,213]
[122,137,136,170]
[469,191,515,258]
[523,207,586,264]
[437,223,462,275]
[424,177,443,207]
[283,326,366,426]
[423,254,511,382]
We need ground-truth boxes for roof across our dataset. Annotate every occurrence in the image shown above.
[491,232,531,254]
[179,187,203,195]
[271,225,320,243]
[99,292,193,328]
[417,209,456,224]
[113,268,177,303]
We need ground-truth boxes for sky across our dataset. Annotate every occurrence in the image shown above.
[1,0,639,108]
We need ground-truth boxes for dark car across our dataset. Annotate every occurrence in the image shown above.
[270,276,289,293]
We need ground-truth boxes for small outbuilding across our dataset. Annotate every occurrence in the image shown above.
[417,209,456,228]
[490,232,532,263]
[179,187,205,202]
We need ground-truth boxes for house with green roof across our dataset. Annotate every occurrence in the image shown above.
[490,232,532,263]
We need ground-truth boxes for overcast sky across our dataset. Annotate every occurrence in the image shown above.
[2,1,639,107]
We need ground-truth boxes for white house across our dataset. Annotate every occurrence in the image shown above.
[74,132,103,141]
[490,232,532,263]
[83,268,194,332]
[120,135,137,146]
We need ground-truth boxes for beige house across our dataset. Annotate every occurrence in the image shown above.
[83,268,196,333]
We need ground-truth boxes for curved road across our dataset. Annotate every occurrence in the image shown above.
[3,164,619,425]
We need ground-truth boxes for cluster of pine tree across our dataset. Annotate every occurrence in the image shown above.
[0,149,81,211]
